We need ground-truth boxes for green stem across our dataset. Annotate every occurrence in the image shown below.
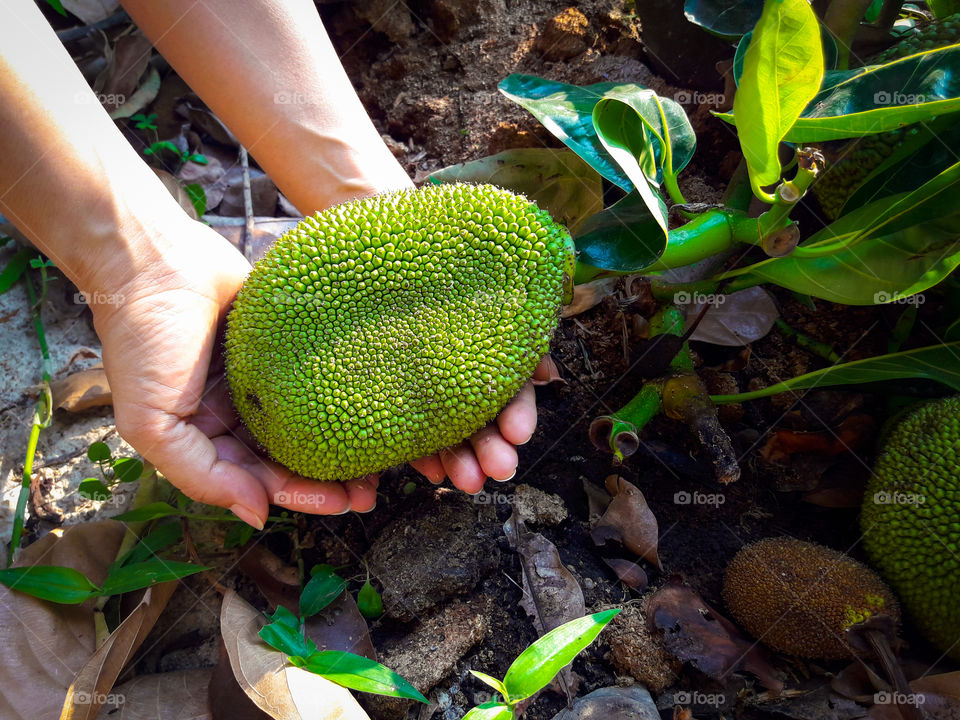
[774,318,841,362]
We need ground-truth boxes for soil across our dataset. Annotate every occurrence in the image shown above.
[3,1,957,718]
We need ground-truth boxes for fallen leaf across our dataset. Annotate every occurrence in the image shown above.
[95,31,153,114]
[591,476,661,569]
[61,0,119,24]
[531,355,563,386]
[207,218,299,262]
[153,169,199,221]
[218,168,279,217]
[561,278,618,318]
[51,366,112,412]
[682,287,779,346]
[0,521,125,718]
[602,558,648,592]
[831,660,887,703]
[103,669,213,719]
[110,66,162,120]
[582,479,612,524]
[178,157,228,211]
[218,589,371,720]
[646,579,783,694]
[61,582,177,719]
[761,415,874,463]
[551,686,659,720]
[177,102,238,147]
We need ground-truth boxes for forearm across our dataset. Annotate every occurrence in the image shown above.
[0,1,192,296]
[119,0,413,214]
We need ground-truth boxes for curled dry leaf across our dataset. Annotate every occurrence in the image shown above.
[61,582,178,719]
[682,287,779,347]
[867,671,960,719]
[60,0,120,26]
[761,414,874,463]
[179,157,227,211]
[51,366,112,412]
[95,31,153,114]
[646,579,783,694]
[561,278,619,318]
[103,669,212,719]
[531,354,563,386]
[602,558,649,592]
[551,686,659,720]
[591,476,661,569]
[217,589,370,720]
[0,521,125,719]
[110,66,162,120]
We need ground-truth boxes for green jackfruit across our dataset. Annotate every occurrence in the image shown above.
[225,183,575,481]
[812,13,960,219]
[861,395,960,660]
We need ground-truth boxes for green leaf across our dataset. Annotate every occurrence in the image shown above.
[573,190,668,272]
[260,605,317,657]
[502,609,620,701]
[117,522,183,567]
[112,457,144,483]
[928,0,960,18]
[0,565,99,604]
[111,502,182,522]
[357,579,383,619]
[427,148,603,233]
[78,478,112,501]
[0,248,32,295]
[188,153,208,165]
[300,566,347,617]
[293,650,428,703]
[470,670,509,700]
[711,341,960,403]
[462,703,514,720]
[683,0,763,39]
[99,559,207,596]
[732,0,824,197]
[184,183,207,217]
[223,521,255,549]
[44,0,67,16]
[86,441,111,463]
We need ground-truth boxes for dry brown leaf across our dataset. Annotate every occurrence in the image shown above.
[531,354,563,386]
[0,521,126,718]
[646,579,783,693]
[96,31,153,114]
[683,287,779,346]
[60,0,119,24]
[602,558,649,591]
[551,686,659,720]
[153,169,200,221]
[218,589,370,720]
[178,157,227,210]
[103,669,212,719]
[218,168,279,217]
[51,366,112,412]
[591,476,661,569]
[110,66,162,120]
[561,278,618,318]
[60,582,177,719]
[208,219,300,262]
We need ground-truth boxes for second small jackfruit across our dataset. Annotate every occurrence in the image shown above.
[225,183,575,481]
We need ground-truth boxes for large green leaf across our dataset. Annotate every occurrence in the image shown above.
[0,565,99,604]
[427,148,603,233]
[683,0,763,39]
[733,0,824,197]
[573,190,668,272]
[293,651,428,702]
[502,609,619,701]
[928,0,960,18]
[711,342,960,403]
[98,559,207,596]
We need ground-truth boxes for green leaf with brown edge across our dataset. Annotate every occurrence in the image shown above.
[0,565,99,604]
[98,559,207,596]
[711,341,960,403]
[427,148,602,234]
[291,650,428,702]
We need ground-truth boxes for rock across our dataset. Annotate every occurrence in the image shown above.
[513,483,568,526]
[552,685,660,720]
[422,0,480,43]
[536,8,593,61]
[360,596,495,720]
[352,0,416,42]
[366,489,500,621]
[605,602,679,693]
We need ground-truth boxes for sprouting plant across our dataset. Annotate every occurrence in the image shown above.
[142,140,208,170]
[78,441,145,502]
[461,609,620,719]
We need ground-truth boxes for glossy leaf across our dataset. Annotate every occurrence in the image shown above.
[86,441,111,463]
[99,559,206,596]
[573,190,667,272]
[0,565,99,604]
[292,650,429,702]
[356,579,383,619]
[733,0,823,196]
[78,478,112,501]
[111,501,181,522]
[184,183,207,217]
[502,608,620,701]
[712,342,960,403]
[462,702,514,720]
[112,456,143,483]
[471,670,509,699]
[928,0,960,19]
[116,521,184,567]
[427,148,603,233]
[733,26,838,87]
[260,605,317,658]
[683,0,762,39]
[300,566,347,617]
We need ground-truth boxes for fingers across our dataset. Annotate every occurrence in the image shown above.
[469,424,518,481]
[440,443,486,494]
[496,381,537,446]
[410,455,446,484]
[189,374,239,437]
[344,475,379,512]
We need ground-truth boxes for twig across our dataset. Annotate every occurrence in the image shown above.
[239,146,256,264]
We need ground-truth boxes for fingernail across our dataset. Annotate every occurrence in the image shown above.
[517,434,534,446]
[230,504,265,530]
[495,469,517,482]
[334,507,351,515]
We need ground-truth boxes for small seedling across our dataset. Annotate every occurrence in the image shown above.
[142,140,208,171]
[78,441,144,502]
[462,609,620,719]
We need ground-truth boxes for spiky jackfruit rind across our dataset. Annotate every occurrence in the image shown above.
[722,537,900,660]
[861,395,960,660]
[225,183,574,481]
